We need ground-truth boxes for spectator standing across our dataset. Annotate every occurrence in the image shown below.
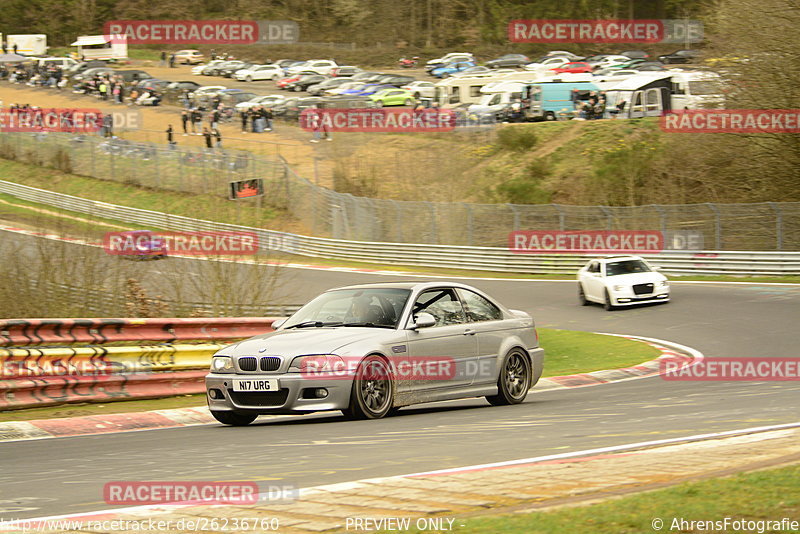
[213,128,222,148]
[203,127,213,149]
[13,44,18,54]
[166,124,176,148]
[169,54,176,68]
[264,107,274,131]
[307,105,321,142]
[240,108,249,133]
[180,110,189,135]
[160,51,167,67]
[211,107,220,130]
[191,108,202,134]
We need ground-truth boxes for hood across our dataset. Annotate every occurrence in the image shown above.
[606,272,667,285]
[222,327,390,357]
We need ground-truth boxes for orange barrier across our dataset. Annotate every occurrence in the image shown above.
[0,317,278,346]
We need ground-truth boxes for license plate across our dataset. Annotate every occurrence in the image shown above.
[232,378,279,392]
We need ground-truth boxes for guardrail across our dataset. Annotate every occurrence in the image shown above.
[0,317,281,410]
[0,317,279,347]
[1,180,799,276]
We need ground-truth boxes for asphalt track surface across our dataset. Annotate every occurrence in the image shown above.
[1,231,798,518]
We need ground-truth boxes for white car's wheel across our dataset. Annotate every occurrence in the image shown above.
[578,284,590,306]
[603,289,615,311]
[245,75,252,82]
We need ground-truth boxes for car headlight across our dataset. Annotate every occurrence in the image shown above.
[289,355,346,373]
[612,285,626,291]
[210,356,234,373]
[660,280,669,287]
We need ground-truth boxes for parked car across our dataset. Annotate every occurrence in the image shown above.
[306,77,354,96]
[451,66,492,77]
[658,49,701,64]
[275,59,301,69]
[327,81,368,95]
[205,282,544,423]
[275,96,326,119]
[173,50,205,64]
[165,81,202,92]
[369,88,417,107]
[577,256,670,310]
[287,60,338,75]
[619,50,650,59]
[115,70,154,83]
[632,62,666,71]
[276,71,318,89]
[235,95,288,111]
[220,61,254,78]
[65,60,107,76]
[71,67,114,81]
[204,60,241,76]
[485,54,530,68]
[431,61,477,78]
[550,62,594,74]
[402,81,436,99]
[330,66,363,77]
[136,79,171,92]
[234,64,285,82]
[375,75,416,86]
[523,56,570,72]
[588,55,632,70]
[193,60,225,75]
[352,83,395,96]
[351,72,383,81]
[426,52,474,71]
[285,74,328,92]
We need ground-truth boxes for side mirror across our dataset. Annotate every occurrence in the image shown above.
[410,312,436,330]
[271,318,288,330]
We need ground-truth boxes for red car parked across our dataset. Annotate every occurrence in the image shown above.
[276,71,317,89]
[550,62,594,74]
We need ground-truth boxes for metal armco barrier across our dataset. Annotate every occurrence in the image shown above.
[1,180,799,275]
[0,317,278,347]
[0,370,207,410]
[0,344,225,378]
[0,317,280,410]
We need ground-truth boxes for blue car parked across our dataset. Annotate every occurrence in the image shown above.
[431,61,476,78]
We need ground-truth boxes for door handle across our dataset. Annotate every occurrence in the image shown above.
[463,329,476,336]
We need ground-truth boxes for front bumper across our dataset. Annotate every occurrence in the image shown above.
[610,291,670,306]
[205,373,354,414]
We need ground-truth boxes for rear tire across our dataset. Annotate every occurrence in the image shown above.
[579,284,590,306]
[604,289,615,311]
[545,112,557,121]
[375,101,384,108]
[404,99,413,106]
[342,355,394,420]
[211,410,257,426]
[245,75,252,82]
[486,350,531,406]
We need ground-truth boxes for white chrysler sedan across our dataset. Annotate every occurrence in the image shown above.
[206,282,545,425]
[577,256,670,310]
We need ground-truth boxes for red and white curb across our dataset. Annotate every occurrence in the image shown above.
[0,334,702,443]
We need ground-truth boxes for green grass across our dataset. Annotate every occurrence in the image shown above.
[0,159,279,230]
[539,329,659,377]
[402,463,800,533]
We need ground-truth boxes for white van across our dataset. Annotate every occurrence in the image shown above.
[434,71,538,107]
[667,70,725,109]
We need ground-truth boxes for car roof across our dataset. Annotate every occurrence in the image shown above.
[597,255,645,262]
[331,281,481,292]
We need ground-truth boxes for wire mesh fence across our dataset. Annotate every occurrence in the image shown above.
[0,130,797,250]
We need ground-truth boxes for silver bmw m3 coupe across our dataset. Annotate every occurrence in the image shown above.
[206,282,544,424]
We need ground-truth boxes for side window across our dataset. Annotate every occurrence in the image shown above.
[412,289,465,327]
[588,262,600,273]
[458,290,502,323]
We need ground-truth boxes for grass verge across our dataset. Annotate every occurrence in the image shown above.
[0,330,657,422]
[407,463,800,533]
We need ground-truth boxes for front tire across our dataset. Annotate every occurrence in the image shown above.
[343,355,394,420]
[545,112,557,121]
[404,99,414,106]
[211,410,257,426]
[604,289,615,311]
[245,75,253,82]
[579,284,590,306]
[487,350,531,406]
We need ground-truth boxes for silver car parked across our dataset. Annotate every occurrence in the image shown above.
[206,282,545,424]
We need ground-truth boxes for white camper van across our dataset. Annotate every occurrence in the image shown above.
[667,70,725,109]
[5,34,48,56]
[71,35,128,61]
[433,71,539,107]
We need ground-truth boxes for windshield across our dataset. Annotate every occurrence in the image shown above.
[282,288,411,329]
[606,259,652,276]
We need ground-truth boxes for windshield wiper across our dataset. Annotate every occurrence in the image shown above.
[341,322,395,329]
[284,321,342,329]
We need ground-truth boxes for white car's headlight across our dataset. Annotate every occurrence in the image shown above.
[660,280,669,287]
[612,285,626,291]
[289,355,347,373]
[210,356,234,373]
